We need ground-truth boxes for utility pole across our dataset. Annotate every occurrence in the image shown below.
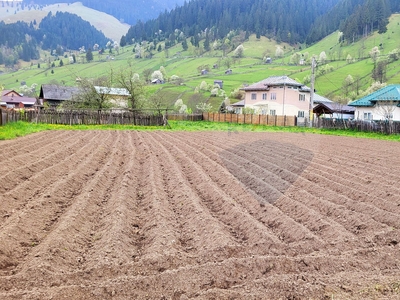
[309,57,316,128]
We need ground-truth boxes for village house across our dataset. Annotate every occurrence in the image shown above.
[94,86,130,108]
[241,76,312,117]
[39,84,131,108]
[0,89,37,109]
[39,84,81,107]
[348,84,400,121]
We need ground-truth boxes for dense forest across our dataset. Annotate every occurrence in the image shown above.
[307,0,400,43]
[0,21,39,65]
[124,0,400,46]
[22,0,186,24]
[39,12,109,50]
[0,12,109,66]
[125,0,339,45]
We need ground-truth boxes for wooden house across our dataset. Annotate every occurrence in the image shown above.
[39,84,81,107]
[0,90,37,109]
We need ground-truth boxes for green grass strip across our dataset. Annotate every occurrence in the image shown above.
[1,120,400,142]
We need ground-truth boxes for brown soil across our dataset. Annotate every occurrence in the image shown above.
[1,130,400,299]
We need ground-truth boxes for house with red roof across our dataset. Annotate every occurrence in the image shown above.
[0,90,37,109]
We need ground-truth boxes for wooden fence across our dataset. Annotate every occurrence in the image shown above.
[0,109,24,126]
[166,113,203,121]
[0,109,165,126]
[203,112,297,127]
[314,118,400,135]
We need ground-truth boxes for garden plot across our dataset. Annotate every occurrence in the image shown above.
[1,130,400,299]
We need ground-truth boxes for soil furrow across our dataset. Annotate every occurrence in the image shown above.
[0,131,101,217]
[141,132,244,259]
[152,131,289,255]
[1,131,400,299]
[164,132,331,248]
[0,130,71,161]
[0,131,116,273]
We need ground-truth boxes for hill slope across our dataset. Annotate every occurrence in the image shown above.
[1,13,400,111]
[19,0,186,25]
[0,2,129,41]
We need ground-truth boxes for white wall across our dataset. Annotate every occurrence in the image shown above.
[354,106,400,121]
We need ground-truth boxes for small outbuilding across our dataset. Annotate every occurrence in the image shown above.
[214,80,223,89]
[313,102,355,119]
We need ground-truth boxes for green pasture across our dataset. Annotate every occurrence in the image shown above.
[2,120,400,142]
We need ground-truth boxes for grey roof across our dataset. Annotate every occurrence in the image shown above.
[231,100,245,107]
[94,86,130,96]
[242,76,304,91]
[314,102,355,114]
[313,94,333,104]
[40,84,81,101]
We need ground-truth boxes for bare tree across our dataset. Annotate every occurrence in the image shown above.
[68,76,113,110]
[332,95,350,120]
[146,89,173,112]
[375,100,396,121]
[113,68,145,110]
[375,99,397,134]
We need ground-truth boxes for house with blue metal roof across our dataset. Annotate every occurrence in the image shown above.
[348,85,400,121]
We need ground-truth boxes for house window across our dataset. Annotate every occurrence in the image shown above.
[298,111,305,118]
[363,112,372,120]
[270,109,276,116]
[251,93,257,100]
[270,93,277,100]
[299,94,306,101]
[385,113,393,119]
[262,93,267,100]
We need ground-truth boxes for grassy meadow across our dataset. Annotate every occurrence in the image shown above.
[2,120,400,142]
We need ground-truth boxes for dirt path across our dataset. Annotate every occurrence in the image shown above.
[1,130,400,299]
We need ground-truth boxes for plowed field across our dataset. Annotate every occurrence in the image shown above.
[1,130,400,299]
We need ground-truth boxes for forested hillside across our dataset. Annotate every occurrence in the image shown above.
[38,12,109,50]
[23,0,186,24]
[0,21,39,64]
[0,12,109,66]
[125,0,340,45]
[308,0,400,43]
[125,0,399,46]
